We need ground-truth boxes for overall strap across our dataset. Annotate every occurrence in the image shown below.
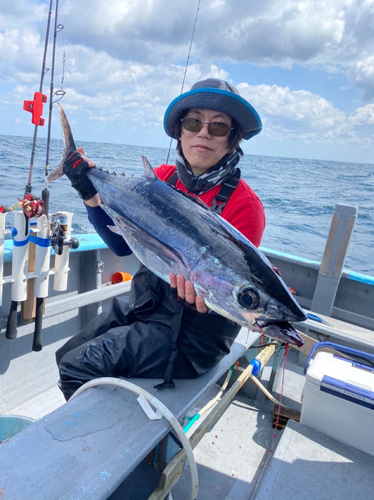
[154,306,184,391]
[166,168,241,214]
[210,168,241,214]
[166,171,179,187]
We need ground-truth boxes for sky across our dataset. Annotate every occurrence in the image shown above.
[1,0,374,163]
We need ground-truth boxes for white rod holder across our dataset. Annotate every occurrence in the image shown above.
[33,214,51,298]
[53,212,73,292]
[11,211,29,302]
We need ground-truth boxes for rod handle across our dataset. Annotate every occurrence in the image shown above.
[42,188,49,218]
[32,297,44,351]
[5,301,18,339]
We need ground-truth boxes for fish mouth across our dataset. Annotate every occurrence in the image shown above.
[255,320,304,347]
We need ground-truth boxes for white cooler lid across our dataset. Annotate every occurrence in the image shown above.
[306,352,374,394]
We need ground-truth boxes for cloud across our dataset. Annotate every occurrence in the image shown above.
[1,0,374,158]
[3,0,373,100]
[348,103,374,126]
[350,56,374,100]
[59,0,198,65]
[198,1,346,66]
[240,83,373,147]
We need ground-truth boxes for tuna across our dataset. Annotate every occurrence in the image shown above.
[49,104,306,347]
[89,161,306,346]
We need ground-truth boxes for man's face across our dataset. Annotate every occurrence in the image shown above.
[179,108,231,175]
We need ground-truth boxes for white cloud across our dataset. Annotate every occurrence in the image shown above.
[2,0,373,100]
[54,0,374,101]
[350,56,374,100]
[240,83,374,147]
[1,0,374,159]
[199,1,347,67]
[348,103,374,126]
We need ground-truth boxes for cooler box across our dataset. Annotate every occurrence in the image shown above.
[300,341,374,456]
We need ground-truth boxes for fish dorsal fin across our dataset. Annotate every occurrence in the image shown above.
[142,156,157,181]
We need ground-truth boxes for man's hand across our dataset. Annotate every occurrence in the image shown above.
[63,146,99,203]
[169,274,208,314]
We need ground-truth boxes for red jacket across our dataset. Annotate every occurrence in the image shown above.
[154,164,265,248]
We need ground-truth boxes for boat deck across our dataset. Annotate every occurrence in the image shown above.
[111,348,305,499]
[252,419,374,500]
[4,343,374,499]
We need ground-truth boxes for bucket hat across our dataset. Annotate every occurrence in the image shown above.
[164,78,262,140]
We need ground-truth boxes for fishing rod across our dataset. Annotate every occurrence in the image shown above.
[33,0,64,352]
[5,0,54,342]
[24,0,54,195]
[165,0,202,164]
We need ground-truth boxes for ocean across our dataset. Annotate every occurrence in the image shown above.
[1,134,373,275]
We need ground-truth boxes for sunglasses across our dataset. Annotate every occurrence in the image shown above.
[181,117,233,137]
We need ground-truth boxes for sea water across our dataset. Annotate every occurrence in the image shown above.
[0,134,373,275]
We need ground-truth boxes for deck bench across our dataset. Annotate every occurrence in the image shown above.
[0,328,260,500]
[300,311,374,354]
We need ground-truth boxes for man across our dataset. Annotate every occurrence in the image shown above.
[56,78,265,399]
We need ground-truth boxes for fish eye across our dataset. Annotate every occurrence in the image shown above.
[238,288,260,309]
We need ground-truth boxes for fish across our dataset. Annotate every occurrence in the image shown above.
[48,105,306,347]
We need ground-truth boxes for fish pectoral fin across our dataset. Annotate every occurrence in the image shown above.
[111,213,188,271]
[143,240,187,270]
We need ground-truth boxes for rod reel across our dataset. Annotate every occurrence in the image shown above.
[50,212,79,255]
[0,194,44,219]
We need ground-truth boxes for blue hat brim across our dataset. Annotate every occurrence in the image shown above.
[163,87,262,140]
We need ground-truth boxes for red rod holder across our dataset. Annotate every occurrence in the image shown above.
[23,92,48,126]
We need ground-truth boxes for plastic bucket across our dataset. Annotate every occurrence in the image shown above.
[0,414,36,442]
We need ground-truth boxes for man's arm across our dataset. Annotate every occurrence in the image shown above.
[85,204,133,257]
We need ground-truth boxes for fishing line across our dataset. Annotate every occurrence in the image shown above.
[55,0,67,102]
[165,0,202,164]
[270,344,289,454]
[52,49,67,172]
[59,50,66,95]
[53,4,68,172]
[45,0,64,182]
[179,0,201,95]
